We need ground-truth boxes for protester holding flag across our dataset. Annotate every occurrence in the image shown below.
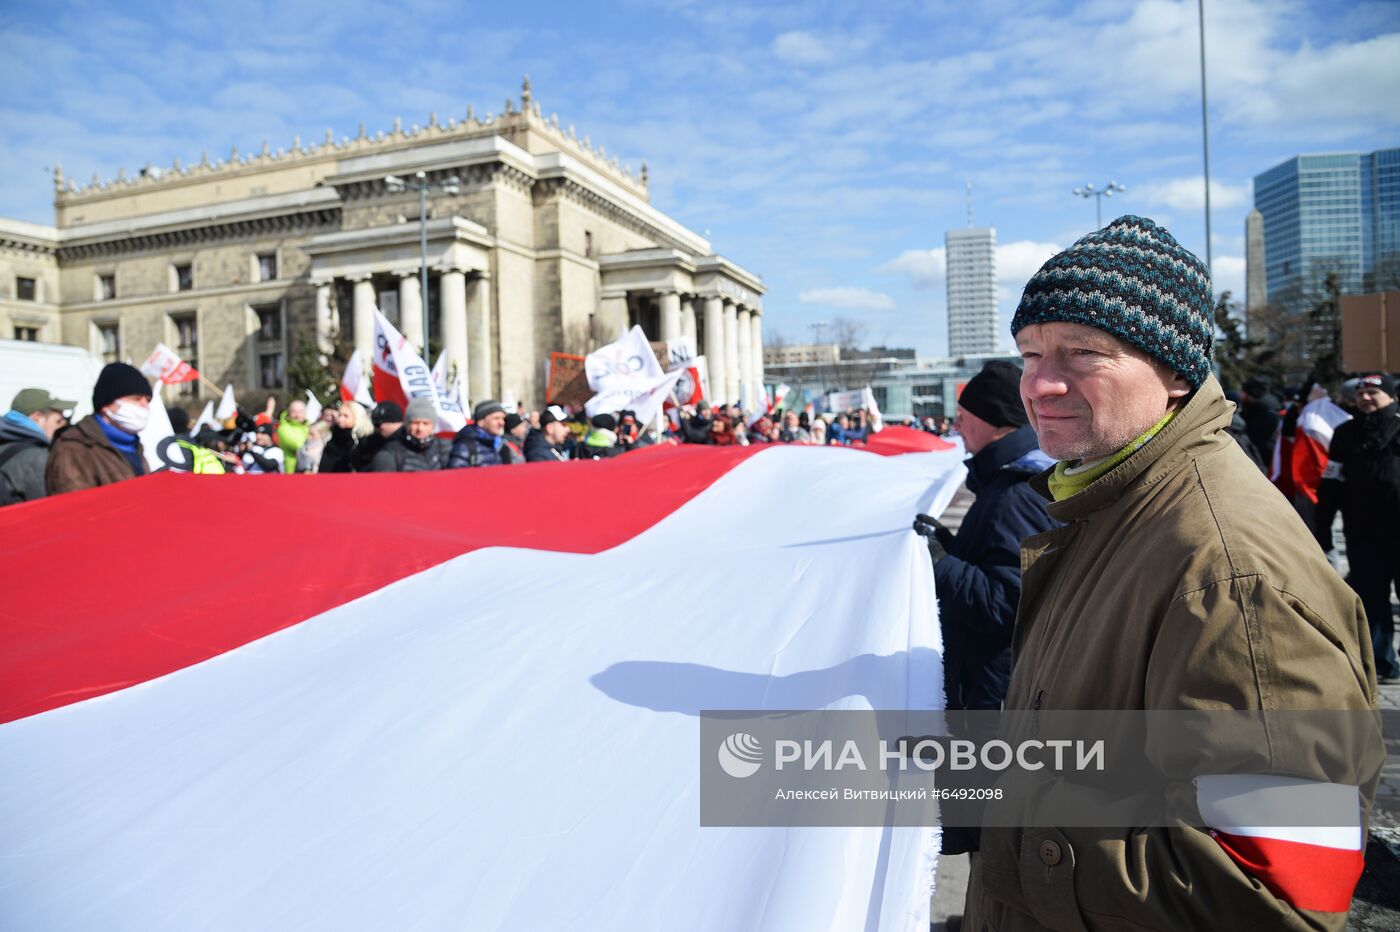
[46,363,152,495]
[370,397,451,472]
[276,400,310,474]
[912,360,1056,713]
[447,401,512,468]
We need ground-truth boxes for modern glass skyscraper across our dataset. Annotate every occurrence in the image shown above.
[945,226,998,356]
[1252,148,1400,376]
[1254,148,1400,309]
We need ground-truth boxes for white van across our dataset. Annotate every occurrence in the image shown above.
[0,339,106,418]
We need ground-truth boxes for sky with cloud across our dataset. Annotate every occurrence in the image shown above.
[2,0,1397,356]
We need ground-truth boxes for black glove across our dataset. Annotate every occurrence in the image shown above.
[912,513,955,564]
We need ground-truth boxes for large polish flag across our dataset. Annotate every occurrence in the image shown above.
[0,441,964,931]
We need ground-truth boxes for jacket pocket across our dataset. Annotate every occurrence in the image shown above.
[1018,827,1089,932]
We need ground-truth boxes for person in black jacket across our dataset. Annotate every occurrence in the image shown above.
[913,360,1060,711]
[1325,371,1400,682]
[319,401,371,473]
[1237,376,1281,462]
[681,401,713,444]
[352,401,404,472]
[523,405,571,462]
[370,397,451,472]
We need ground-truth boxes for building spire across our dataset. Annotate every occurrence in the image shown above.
[521,74,532,109]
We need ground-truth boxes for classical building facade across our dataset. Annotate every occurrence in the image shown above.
[0,79,766,409]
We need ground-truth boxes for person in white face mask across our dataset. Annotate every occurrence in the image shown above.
[46,362,154,495]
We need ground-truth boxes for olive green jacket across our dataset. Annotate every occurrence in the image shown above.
[963,377,1378,932]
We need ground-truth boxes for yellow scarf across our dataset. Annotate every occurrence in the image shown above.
[1046,410,1178,501]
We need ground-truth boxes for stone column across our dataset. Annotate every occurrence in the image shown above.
[439,269,468,396]
[702,295,726,404]
[314,281,334,359]
[352,275,376,360]
[680,298,698,355]
[657,290,681,344]
[468,273,493,404]
[723,299,740,406]
[750,312,765,400]
[398,272,424,351]
[736,306,752,409]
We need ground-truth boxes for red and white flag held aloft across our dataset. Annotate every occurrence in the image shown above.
[372,309,465,433]
[138,343,199,384]
[340,351,374,407]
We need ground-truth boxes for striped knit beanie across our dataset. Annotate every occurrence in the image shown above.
[1010,215,1214,388]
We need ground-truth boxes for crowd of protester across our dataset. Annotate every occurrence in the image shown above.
[0,361,939,501]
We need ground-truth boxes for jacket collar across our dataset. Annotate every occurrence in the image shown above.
[1030,376,1234,520]
[966,424,1040,493]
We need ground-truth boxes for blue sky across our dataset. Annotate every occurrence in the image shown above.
[2,0,1397,357]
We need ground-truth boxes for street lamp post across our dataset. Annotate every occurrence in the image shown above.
[384,170,460,356]
[1072,181,1126,230]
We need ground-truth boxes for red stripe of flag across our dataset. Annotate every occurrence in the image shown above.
[1211,830,1364,913]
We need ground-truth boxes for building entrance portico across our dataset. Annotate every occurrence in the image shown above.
[598,248,765,406]
[305,215,493,401]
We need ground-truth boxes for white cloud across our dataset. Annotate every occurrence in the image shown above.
[1212,255,1246,301]
[878,240,1059,290]
[996,240,1061,285]
[797,286,896,311]
[877,248,945,287]
[772,31,835,66]
[771,30,872,67]
[1132,177,1251,212]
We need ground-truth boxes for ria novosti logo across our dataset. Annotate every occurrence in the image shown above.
[718,733,763,778]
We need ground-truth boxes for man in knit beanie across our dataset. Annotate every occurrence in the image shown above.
[960,217,1377,932]
[46,362,153,495]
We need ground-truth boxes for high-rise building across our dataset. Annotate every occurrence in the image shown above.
[1251,148,1400,374]
[1254,149,1400,304]
[945,226,998,356]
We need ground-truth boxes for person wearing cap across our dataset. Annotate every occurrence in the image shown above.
[1324,371,1400,683]
[959,217,1376,932]
[0,388,75,505]
[448,399,511,468]
[913,360,1058,714]
[351,400,404,472]
[1237,375,1282,462]
[46,362,154,495]
[574,413,622,460]
[501,413,529,463]
[239,421,285,474]
[370,396,451,472]
[524,405,572,463]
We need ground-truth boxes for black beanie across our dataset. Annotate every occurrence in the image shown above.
[93,362,152,411]
[958,360,1028,428]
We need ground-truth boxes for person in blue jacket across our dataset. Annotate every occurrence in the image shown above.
[914,360,1059,711]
